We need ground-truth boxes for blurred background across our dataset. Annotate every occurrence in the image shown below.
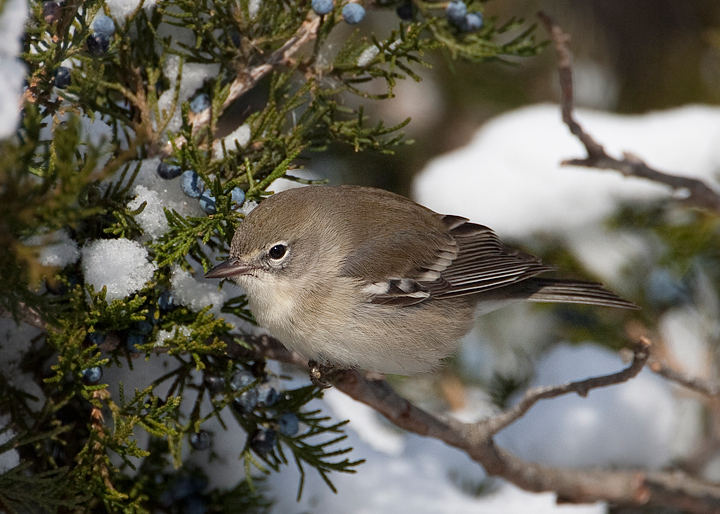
[8,2,720,512]
[261,5,720,511]
[305,0,720,194]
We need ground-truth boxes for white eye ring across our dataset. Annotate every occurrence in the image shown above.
[268,243,288,261]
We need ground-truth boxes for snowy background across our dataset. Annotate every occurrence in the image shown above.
[3,0,720,512]
[5,100,718,511]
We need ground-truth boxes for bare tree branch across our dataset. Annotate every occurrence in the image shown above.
[649,358,720,397]
[234,333,720,513]
[483,337,650,435]
[0,303,47,330]
[537,11,720,213]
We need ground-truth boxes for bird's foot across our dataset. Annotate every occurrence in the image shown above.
[308,360,335,389]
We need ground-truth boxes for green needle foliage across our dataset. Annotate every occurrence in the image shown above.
[1,0,544,512]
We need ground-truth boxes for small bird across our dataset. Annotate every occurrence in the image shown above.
[206,185,636,375]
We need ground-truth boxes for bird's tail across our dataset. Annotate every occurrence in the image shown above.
[521,278,638,309]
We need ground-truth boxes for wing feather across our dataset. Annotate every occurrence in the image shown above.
[345,213,556,305]
[428,218,552,299]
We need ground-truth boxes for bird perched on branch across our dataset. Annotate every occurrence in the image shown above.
[206,185,636,376]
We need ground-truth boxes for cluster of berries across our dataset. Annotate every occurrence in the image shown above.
[311,0,366,24]
[156,91,242,213]
[445,1,483,32]
[156,158,245,215]
[311,1,483,32]
[52,14,116,90]
[87,14,115,56]
[84,321,301,459]
[54,2,482,92]
[80,289,177,384]
[205,368,301,456]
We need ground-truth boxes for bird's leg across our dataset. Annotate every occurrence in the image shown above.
[308,360,335,389]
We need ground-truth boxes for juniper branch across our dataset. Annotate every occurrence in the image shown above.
[157,15,322,158]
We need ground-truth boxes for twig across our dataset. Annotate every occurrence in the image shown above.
[0,303,47,330]
[537,11,720,213]
[90,389,121,494]
[483,337,651,435]
[649,358,720,397]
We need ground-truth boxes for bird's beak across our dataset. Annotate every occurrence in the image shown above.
[205,258,252,279]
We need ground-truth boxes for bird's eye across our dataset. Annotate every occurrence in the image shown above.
[268,244,287,260]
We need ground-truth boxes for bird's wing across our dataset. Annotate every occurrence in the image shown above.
[339,220,459,306]
[340,214,552,306]
[428,217,554,299]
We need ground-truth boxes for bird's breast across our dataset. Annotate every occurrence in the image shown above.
[241,274,299,330]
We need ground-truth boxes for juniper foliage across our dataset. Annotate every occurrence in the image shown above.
[1,0,544,511]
